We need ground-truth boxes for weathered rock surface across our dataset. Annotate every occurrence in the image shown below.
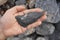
[54,3,60,31]
[36,22,55,35]
[35,0,60,23]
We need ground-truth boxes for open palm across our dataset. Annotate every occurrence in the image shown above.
[0,5,46,37]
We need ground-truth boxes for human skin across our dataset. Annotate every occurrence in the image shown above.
[0,5,47,40]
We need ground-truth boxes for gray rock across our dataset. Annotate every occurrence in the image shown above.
[15,0,26,5]
[18,34,25,39]
[9,38,19,40]
[35,0,60,23]
[36,37,48,40]
[54,3,60,31]
[7,37,20,40]
[23,28,35,36]
[36,23,55,35]
[58,3,60,12]
[19,37,33,40]
[0,0,7,5]
[24,37,33,40]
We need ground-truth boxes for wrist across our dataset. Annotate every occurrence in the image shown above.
[0,19,6,40]
[0,31,6,40]
[0,28,6,40]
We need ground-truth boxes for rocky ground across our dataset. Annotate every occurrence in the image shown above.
[0,0,60,40]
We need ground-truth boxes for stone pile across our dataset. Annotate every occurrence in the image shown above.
[0,0,60,40]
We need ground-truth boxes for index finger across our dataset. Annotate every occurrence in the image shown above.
[6,5,26,14]
[14,8,44,16]
[22,8,44,14]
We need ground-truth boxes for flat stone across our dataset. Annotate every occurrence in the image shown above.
[55,3,60,31]
[35,0,60,23]
[36,22,55,35]
[15,0,26,5]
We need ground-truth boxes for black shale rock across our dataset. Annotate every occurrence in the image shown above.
[15,12,44,27]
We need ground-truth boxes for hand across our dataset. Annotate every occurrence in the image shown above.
[0,5,47,39]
